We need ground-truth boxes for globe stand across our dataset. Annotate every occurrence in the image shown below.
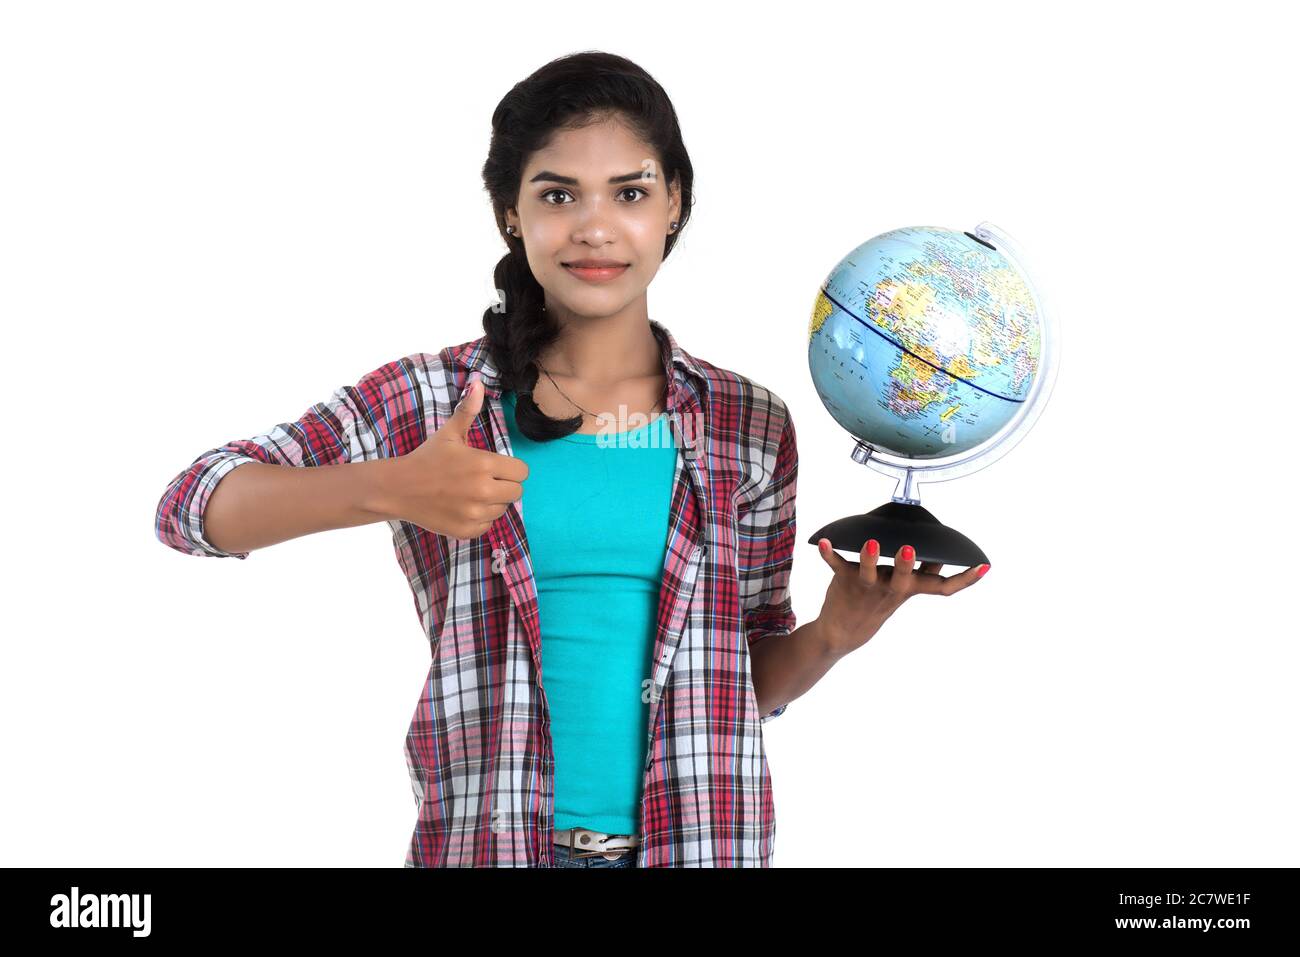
[808,440,989,566]
[808,501,988,567]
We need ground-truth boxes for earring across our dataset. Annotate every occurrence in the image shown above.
[669,221,679,232]
[506,225,515,235]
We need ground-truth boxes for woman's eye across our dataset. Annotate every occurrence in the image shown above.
[540,187,649,206]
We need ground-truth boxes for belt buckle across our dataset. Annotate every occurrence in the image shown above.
[567,826,629,860]
[565,827,595,860]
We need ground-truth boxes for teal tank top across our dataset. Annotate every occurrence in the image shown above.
[501,389,677,835]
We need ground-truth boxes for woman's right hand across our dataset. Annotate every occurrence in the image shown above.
[378,376,529,540]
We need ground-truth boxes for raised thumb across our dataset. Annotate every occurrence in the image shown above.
[447,376,484,441]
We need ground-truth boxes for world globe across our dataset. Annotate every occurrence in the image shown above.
[805,222,1059,566]
[808,225,1042,458]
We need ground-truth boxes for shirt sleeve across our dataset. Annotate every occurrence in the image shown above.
[154,354,430,560]
[737,403,798,724]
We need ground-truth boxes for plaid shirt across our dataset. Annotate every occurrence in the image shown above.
[155,319,798,867]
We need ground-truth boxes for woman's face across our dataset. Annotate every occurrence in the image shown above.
[506,117,681,321]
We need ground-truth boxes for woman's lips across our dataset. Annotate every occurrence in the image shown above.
[564,264,629,283]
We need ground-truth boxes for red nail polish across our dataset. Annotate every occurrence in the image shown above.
[977,564,990,578]
[901,545,914,561]
[866,539,879,556]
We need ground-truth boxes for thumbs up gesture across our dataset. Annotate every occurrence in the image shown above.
[380,375,529,540]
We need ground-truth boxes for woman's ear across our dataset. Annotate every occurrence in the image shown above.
[667,175,682,229]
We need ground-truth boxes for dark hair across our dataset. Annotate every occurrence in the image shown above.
[480,50,695,441]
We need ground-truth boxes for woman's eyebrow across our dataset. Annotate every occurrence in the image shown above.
[529,169,656,186]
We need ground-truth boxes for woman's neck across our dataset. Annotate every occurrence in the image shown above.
[536,311,661,387]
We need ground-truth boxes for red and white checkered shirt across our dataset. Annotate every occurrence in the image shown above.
[155,319,798,866]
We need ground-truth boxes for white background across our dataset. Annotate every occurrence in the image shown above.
[3,0,1296,867]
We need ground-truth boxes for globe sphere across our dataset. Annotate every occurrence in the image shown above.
[808,226,1042,459]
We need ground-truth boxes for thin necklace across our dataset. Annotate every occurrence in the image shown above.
[537,365,669,420]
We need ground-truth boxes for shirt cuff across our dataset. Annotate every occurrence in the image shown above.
[184,452,259,558]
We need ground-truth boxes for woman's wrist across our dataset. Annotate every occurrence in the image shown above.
[816,607,890,658]
[359,456,408,522]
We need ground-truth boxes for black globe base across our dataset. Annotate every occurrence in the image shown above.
[807,501,989,567]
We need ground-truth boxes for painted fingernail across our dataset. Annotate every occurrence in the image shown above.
[977,564,990,578]
[818,539,828,552]
[901,545,914,561]
[866,539,879,556]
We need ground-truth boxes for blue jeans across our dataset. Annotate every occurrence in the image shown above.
[548,841,638,868]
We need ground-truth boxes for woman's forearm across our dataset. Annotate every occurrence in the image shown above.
[203,458,404,555]
[749,617,845,717]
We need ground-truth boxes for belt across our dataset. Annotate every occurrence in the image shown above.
[554,826,640,860]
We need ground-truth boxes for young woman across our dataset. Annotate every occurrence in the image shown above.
[155,51,989,868]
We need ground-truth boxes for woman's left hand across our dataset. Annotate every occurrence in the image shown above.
[813,538,990,658]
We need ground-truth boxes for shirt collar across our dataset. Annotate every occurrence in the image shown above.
[455,318,709,404]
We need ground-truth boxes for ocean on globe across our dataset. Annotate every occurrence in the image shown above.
[808,225,1042,459]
